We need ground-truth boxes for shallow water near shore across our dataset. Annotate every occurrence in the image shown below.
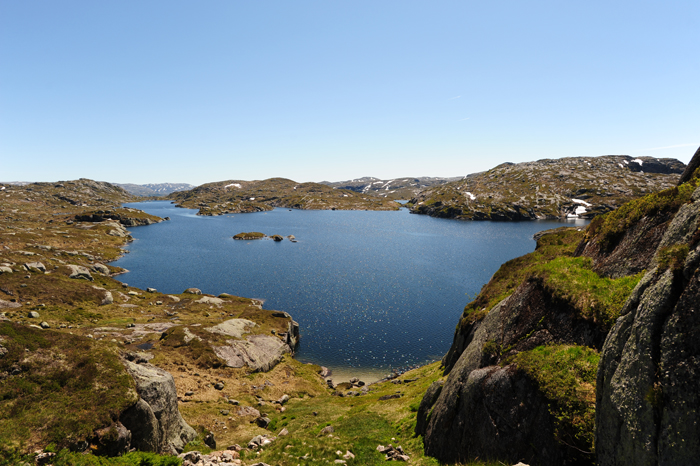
[114,201,586,382]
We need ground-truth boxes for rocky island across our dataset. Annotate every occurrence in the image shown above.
[168,177,401,216]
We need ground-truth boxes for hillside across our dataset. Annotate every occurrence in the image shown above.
[321,176,461,200]
[417,147,700,465]
[0,178,444,466]
[408,155,685,220]
[168,177,400,215]
[117,183,196,197]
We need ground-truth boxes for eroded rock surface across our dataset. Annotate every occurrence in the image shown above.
[596,182,700,465]
[121,360,197,454]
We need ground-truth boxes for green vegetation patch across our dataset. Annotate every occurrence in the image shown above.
[0,323,137,452]
[233,231,265,240]
[461,228,584,325]
[512,345,599,455]
[657,244,690,271]
[0,449,183,466]
[533,256,643,327]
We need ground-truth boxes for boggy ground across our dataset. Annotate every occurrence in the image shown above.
[0,180,501,466]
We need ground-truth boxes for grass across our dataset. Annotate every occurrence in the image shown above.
[247,362,445,466]
[0,323,138,451]
[460,227,584,325]
[532,256,644,327]
[0,449,183,466]
[512,345,599,458]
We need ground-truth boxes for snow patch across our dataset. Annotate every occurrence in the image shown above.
[465,192,476,200]
[572,198,592,207]
[631,158,644,165]
[249,197,255,201]
[224,183,242,189]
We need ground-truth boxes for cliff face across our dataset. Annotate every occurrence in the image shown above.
[409,155,684,221]
[595,180,700,465]
[420,148,700,465]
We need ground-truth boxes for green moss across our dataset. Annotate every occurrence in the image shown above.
[588,180,699,251]
[657,244,689,271]
[532,256,643,327]
[512,345,599,455]
[481,340,502,358]
[461,228,584,326]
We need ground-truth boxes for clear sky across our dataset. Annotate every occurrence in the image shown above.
[1,1,698,185]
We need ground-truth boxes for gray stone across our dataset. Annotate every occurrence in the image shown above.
[255,416,271,428]
[28,311,40,318]
[415,380,443,436]
[91,263,110,275]
[0,266,12,274]
[184,288,202,295]
[121,360,197,454]
[147,287,157,293]
[214,382,224,390]
[23,262,45,273]
[101,291,114,305]
[212,334,292,372]
[40,321,50,329]
[67,264,93,281]
[196,296,224,305]
[319,425,334,436]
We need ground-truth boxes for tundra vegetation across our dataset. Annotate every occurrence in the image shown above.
[1,152,697,466]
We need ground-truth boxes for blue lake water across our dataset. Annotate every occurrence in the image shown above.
[114,201,586,381]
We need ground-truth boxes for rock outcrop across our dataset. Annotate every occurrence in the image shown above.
[420,274,606,465]
[121,359,197,454]
[75,208,163,226]
[420,148,700,466]
[596,175,700,465]
[208,318,299,372]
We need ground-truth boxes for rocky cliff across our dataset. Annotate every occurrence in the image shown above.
[409,155,684,221]
[593,151,700,465]
[419,148,700,465]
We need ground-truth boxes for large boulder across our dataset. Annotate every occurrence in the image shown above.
[420,276,606,465]
[424,365,562,465]
[67,264,93,281]
[213,334,292,372]
[120,360,196,454]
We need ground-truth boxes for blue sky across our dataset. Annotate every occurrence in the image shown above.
[1,1,698,185]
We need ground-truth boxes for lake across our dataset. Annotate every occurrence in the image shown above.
[114,201,586,382]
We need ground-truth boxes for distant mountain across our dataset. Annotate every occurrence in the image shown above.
[168,177,400,215]
[408,155,685,220]
[320,176,462,200]
[116,183,196,197]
